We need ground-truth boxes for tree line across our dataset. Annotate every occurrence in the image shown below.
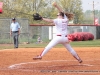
[0,0,100,24]
[0,0,83,24]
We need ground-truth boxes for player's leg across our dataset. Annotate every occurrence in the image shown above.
[63,43,82,63]
[33,36,60,60]
[12,32,16,48]
[15,33,19,48]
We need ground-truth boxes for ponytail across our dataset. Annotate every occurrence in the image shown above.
[65,12,74,21]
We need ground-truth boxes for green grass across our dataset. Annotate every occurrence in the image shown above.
[0,39,100,50]
[70,39,100,47]
[22,39,100,48]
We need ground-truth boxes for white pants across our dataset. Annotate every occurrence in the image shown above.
[40,35,80,60]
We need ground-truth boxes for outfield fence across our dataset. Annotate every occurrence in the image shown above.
[30,24,100,42]
[0,18,29,44]
[0,18,100,44]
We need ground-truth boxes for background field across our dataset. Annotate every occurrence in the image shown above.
[0,39,100,50]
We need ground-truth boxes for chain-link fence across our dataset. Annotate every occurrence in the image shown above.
[0,18,29,44]
[0,18,98,44]
[29,25,97,42]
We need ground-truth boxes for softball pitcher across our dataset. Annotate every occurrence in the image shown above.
[33,2,82,63]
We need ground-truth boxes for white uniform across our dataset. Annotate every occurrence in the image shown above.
[40,15,80,61]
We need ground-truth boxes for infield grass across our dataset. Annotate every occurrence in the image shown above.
[70,39,100,47]
[0,39,100,50]
[21,39,100,48]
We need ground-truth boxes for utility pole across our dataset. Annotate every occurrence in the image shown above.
[93,1,95,25]
[89,1,99,25]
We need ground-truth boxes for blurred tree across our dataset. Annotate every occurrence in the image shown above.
[83,10,93,24]
[59,0,83,24]
[0,0,48,23]
[83,10,100,24]
[0,0,83,24]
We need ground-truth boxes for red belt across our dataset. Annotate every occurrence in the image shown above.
[57,35,67,37]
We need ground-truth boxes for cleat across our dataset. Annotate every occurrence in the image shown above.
[33,55,42,60]
[78,60,83,63]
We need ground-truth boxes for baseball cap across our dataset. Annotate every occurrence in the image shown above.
[12,18,16,20]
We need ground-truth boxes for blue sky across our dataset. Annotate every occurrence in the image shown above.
[82,0,100,12]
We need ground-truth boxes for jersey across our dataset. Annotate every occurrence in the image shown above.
[53,15,68,35]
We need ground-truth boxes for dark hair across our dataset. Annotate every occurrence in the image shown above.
[12,18,16,20]
[59,12,64,17]
[65,12,74,21]
[59,12,74,20]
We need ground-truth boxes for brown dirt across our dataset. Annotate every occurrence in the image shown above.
[0,47,100,75]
